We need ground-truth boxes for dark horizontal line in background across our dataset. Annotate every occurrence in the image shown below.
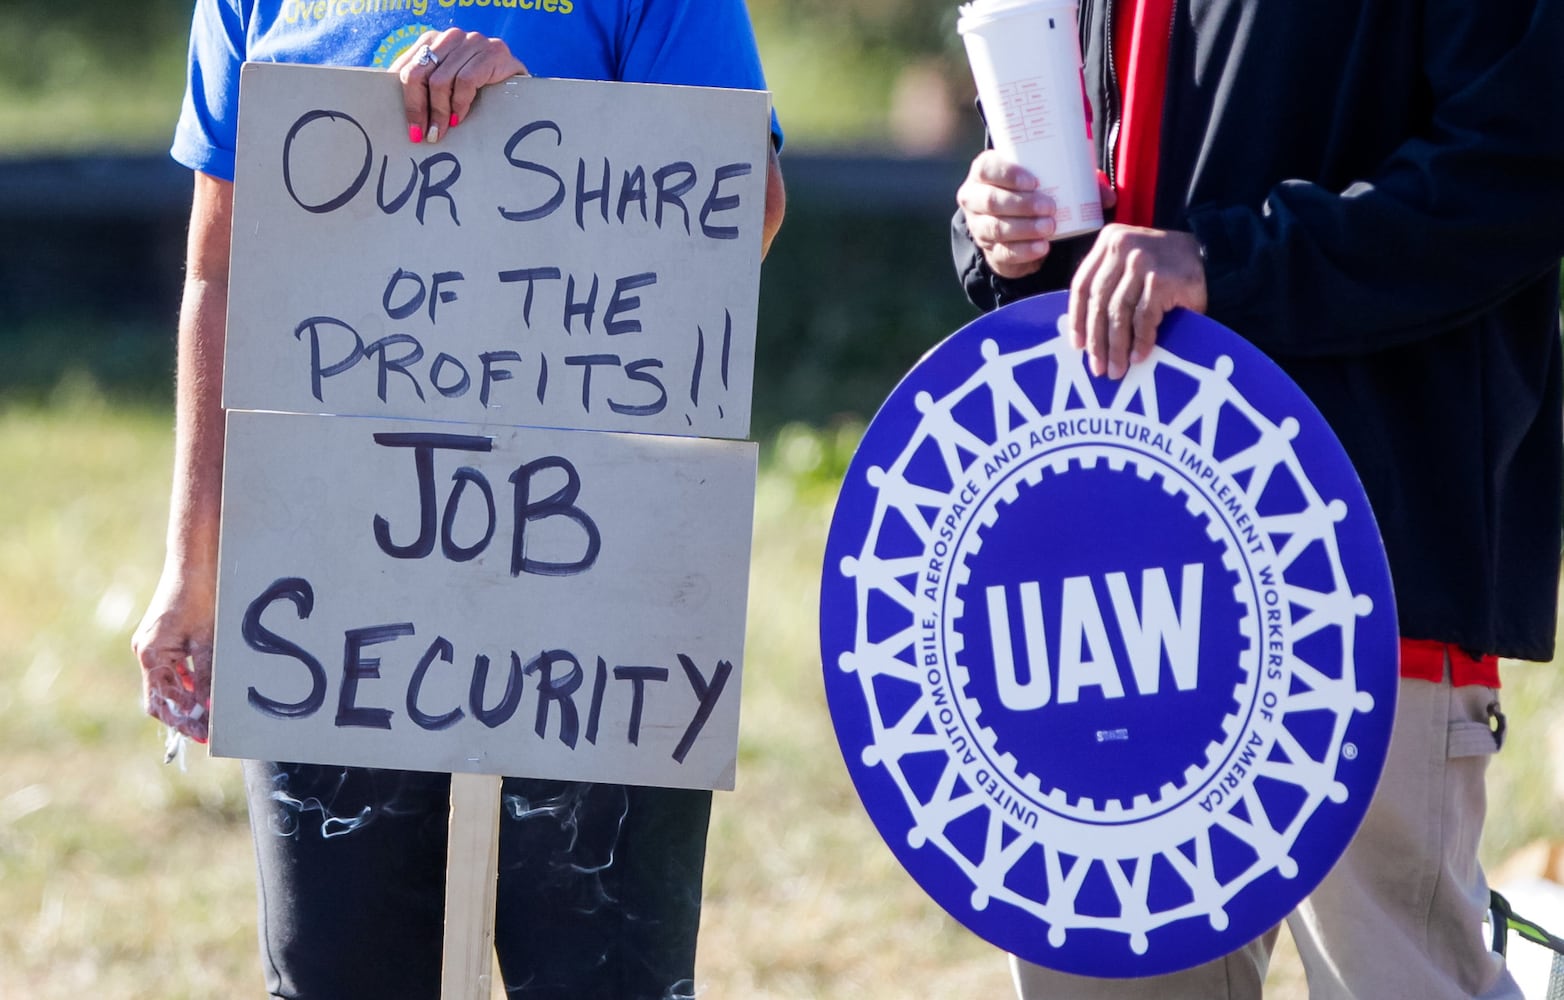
[0,151,970,221]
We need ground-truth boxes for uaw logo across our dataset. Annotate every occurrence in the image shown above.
[819,292,1398,977]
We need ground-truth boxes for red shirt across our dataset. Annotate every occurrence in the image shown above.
[1400,639,1500,686]
[1109,0,1499,688]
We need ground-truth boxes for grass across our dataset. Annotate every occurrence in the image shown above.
[0,385,1559,998]
[0,389,254,999]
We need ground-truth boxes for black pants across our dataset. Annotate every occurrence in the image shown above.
[244,760,711,1000]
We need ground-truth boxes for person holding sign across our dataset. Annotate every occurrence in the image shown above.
[132,4,784,999]
[952,0,1564,997]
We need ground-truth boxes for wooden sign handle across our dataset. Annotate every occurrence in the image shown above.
[441,773,504,1000]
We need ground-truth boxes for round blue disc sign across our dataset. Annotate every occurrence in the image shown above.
[819,292,1398,978]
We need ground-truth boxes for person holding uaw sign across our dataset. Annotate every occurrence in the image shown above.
[954,0,1564,997]
[131,3,785,998]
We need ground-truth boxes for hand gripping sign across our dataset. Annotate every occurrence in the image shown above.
[819,292,1399,977]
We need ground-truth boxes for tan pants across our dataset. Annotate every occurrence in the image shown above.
[1011,678,1521,1000]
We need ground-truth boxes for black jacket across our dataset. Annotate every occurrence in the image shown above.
[954,0,1564,660]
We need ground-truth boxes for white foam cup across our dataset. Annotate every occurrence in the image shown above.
[958,0,1103,238]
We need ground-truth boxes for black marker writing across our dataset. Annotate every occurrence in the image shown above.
[370,433,600,578]
[497,118,752,240]
[237,584,735,761]
[282,109,461,224]
[673,654,733,763]
[242,577,327,719]
[407,636,464,731]
[371,432,494,560]
[336,623,412,729]
[382,268,465,324]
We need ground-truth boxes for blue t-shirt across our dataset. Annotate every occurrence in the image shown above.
[173,0,779,180]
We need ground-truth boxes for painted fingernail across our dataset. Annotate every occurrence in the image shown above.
[409,124,424,144]
[427,125,439,144]
[450,113,460,128]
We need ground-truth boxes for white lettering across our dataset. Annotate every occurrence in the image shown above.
[1105,563,1203,695]
[987,582,1052,710]
[986,563,1207,709]
[1055,576,1121,703]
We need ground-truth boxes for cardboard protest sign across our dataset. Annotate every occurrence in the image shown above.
[212,410,754,789]
[211,64,770,790]
[820,292,1399,976]
[224,63,770,438]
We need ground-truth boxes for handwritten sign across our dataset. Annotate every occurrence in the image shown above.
[212,411,754,789]
[211,64,770,790]
[224,64,770,438]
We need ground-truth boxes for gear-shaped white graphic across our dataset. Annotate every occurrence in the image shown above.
[946,448,1259,823]
[832,320,1380,957]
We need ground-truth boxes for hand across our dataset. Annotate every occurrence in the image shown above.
[392,29,530,145]
[959,154,1117,279]
[1068,224,1208,380]
[957,151,1059,279]
[132,570,216,743]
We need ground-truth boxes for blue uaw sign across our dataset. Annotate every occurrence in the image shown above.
[820,292,1399,977]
